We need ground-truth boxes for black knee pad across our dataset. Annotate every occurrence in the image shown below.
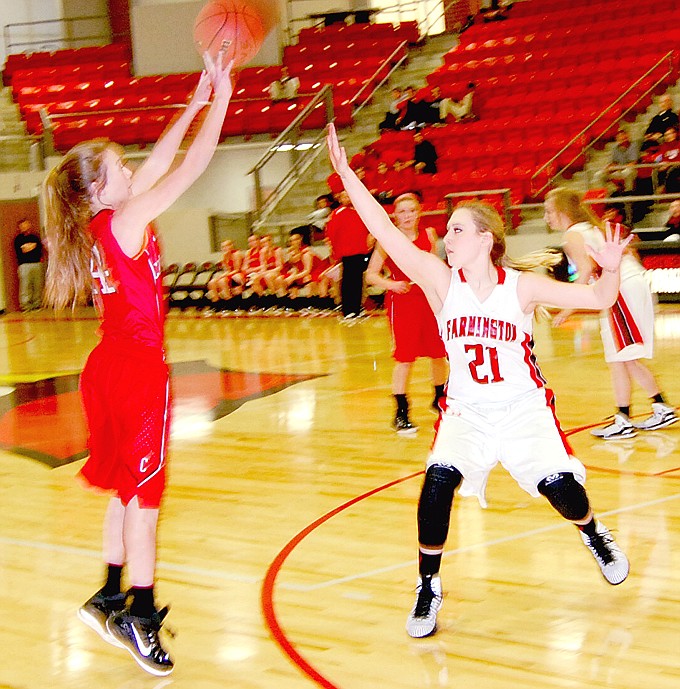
[418,464,462,547]
[537,472,590,522]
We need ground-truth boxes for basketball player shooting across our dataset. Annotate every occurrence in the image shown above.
[42,49,233,675]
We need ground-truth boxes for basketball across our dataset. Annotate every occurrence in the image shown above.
[193,0,269,68]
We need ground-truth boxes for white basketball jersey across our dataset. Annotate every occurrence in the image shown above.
[436,266,546,405]
[565,222,643,282]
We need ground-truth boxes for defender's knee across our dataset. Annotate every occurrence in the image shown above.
[537,472,590,522]
[418,464,462,546]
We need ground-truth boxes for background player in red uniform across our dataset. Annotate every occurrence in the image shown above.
[366,193,447,434]
[327,123,632,640]
[41,51,234,676]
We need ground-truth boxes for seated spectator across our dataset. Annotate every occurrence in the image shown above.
[634,137,661,219]
[439,82,476,123]
[275,229,314,305]
[206,239,244,303]
[396,86,424,130]
[379,87,408,132]
[481,0,513,21]
[658,126,680,193]
[663,199,680,241]
[269,67,300,101]
[392,159,417,197]
[419,86,445,126]
[412,130,438,174]
[366,161,398,204]
[593,128,639,193]
[643,94,678,143]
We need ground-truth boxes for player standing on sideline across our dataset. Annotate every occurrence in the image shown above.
[365,193,448,434]
[545,187,677,439]
[327,123,631,640]
[41,50,234,675]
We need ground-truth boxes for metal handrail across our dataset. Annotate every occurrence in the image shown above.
[248,46,414,226]
[349,40,408,113]
[3,14,125,54]
[419,0,465,38]
[247,85,333,176]
[445,188,513,231]
[530,51,676,198]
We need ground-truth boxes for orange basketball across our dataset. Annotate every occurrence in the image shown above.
[193,0,268,68]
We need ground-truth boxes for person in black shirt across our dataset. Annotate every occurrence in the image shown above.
[644,94,678,142]
[413,130,438,174]
[13,218,44,311]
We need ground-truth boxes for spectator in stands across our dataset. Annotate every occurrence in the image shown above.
[269,67,300,101]
[412,130,438,174]
[325,190,375,318]
[379,87,408,131]
[366,161,397,205]
[663,199,680,241]
[657,126,680,194]
[393,159,417,197]
[481,0,512,21]
[439,82,476,123]
[419,85,445,126]
[13,218,45,312]
[397,86,424,130]
[643,94,678,143]
[593,128,639,193]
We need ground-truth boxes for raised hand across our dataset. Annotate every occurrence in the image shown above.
[586,221,634,274]
[203,49,234,102]
[326,123,350,177]
[187,69,213,110]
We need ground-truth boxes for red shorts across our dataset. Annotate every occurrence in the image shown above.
[79,338,170,508]
[387,288,446,363]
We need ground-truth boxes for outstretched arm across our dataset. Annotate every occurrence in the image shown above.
[519,223,633,313]
[326,123,450,310]
[113,51,234,256]
[131,68,214,195]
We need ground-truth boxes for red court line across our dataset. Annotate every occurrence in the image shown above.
[566,418,680,477]
[260,470,423,689]
[262,419,679,688]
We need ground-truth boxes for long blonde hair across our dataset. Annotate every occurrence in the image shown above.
[455,200,562,271]
[544,187,604,230]
[42,140,113,310]
[455,200,562,320]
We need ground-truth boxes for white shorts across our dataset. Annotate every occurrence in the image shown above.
[600,271,654,362]
[427,388,586,508]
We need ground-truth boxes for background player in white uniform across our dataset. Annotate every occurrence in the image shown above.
[327,123,632,640]
[545,187,677,440]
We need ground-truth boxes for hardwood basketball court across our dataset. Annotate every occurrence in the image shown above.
[0,305,678,689]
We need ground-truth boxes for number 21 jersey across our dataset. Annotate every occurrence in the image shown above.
[436,266,547,405]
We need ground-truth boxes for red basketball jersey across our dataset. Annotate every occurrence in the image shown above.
[89,209,165,350]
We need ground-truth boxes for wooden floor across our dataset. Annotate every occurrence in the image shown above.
[1,305,679,689]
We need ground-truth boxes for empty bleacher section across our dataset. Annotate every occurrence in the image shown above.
[2,20,420,151]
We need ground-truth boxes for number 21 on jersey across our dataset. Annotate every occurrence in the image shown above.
[464,344,504,384]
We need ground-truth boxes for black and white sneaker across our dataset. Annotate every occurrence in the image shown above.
[580,521,629,585]
[393,413,418,435]
[78,589,127,645]
[406,575,443,638]
[633,403,678,431]
[106,607,174,676]
[591,414,637,440]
